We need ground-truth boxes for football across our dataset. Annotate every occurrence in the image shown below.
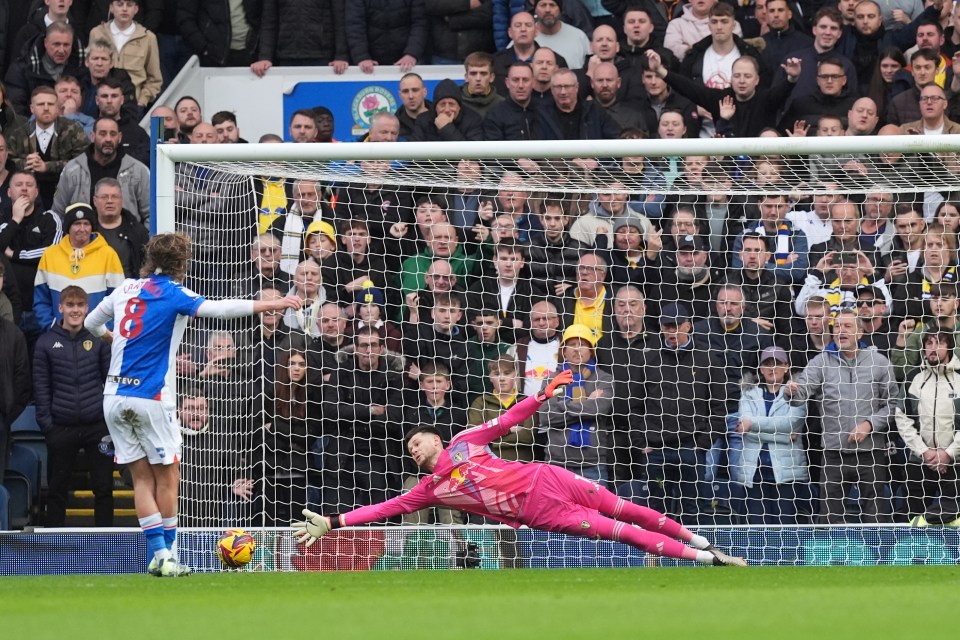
[217,529,256,568]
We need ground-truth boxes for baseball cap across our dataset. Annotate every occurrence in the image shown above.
[658,302,690,326]
[677,234,705,251]
[760,345,789,364]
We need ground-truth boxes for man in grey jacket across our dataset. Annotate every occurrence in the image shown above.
[52,117,150,227]
[785,308,899,523]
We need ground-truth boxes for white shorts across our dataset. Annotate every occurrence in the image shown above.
[103,395,182,465]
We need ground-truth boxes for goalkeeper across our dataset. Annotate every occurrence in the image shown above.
[293,370,747,567]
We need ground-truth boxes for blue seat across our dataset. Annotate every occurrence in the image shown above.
[14,440,48,491]
[8,444,41,504]
[2,474,31,529]
[10,405,39,434]
[0,484,9,530]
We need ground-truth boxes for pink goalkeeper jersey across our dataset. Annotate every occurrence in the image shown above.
[340,395,545,529]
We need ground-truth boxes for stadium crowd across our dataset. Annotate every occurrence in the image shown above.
[1,0,960,531]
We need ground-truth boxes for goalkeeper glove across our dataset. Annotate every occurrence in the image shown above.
[291,509,332,547]
[543,369,574,399]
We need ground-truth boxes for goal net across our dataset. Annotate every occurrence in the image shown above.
[157,136,960,570]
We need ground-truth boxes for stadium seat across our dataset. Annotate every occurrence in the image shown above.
[13,441,48,492]
[2,474,31,529]
[0,484,9,530]
[10,405,39,434]
[8,444,41,504]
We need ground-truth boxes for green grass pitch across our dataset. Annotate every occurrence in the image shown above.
[1,566,954,639]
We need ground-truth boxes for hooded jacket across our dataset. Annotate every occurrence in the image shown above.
[411,79,484,142]
[52,146,152,226]
[896,354,960,460]
[790,342,899,452]
[33,233,125,329]
[731,383,808,486]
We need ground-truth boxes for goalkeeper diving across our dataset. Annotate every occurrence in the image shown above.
[293,370,747,567]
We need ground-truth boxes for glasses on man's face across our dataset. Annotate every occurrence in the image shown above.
[817,73,845,81]
[858,298,880,307]
[920,95,946,103]
[428,273,454,280]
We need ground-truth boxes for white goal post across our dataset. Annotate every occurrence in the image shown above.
[152,135,960,570]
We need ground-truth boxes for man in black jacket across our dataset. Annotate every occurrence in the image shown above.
[483,62,544,142]
[177,0,260,67]
[93,177,148,278]
[33,285,113,526]
[345,0,428,73]
[641,302,727,524]
[0,309,30,482]
[250,0,349,76]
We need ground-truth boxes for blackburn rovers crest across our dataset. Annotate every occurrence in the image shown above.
[351,86,397,136]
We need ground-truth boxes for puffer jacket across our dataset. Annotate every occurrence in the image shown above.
[730,384,808,486]
[426,0,494,61]
[345,0,428,64]
[177,0,262,66]
[32,322,110,430]
[896,355,960,460]
[258,0,349,64]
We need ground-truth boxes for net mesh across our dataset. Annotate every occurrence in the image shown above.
[166,140,960,569]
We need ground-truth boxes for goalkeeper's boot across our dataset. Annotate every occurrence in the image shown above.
[707,546,748,567]
[148,556,161,576]
[158,557,192,577]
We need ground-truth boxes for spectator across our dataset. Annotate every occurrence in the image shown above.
[12,0,84,63]
[604,215,661,291]
[808,198,874,269]
[890,282,960,380]
[860,190,897,252]
[6,86,87,208]
[760,0,811,73]
[53,117,151,226]
[0,257,19,322]
[724,230,793,337]
[6,21,87,115]
[338,219,391,305]
[796,248,891,316]
[571,182,654,250]
[778,7,857,101]
[867,47,909,126]
[527,195,584,296]
[483,62,545,142]
[33,284,113,526]
[665,0,742,62]
[877,203,926,290]
[634,57,702,137]
[891,222,957,322]
[681,2,766,89]
[177,0,261,67]
[323,325,406,511]
[402,258,460,324]
[150,103,177,140]
[729,345,810,524]
[348,281,402,353]
[211,111,245,143]
[467,238,535,332]
[652,232,718,320]
[80,40,138,119]
[231,233,290,299]
[174,95,202,140]
[492,12,539,87]
[895,329,960,525]
[251,0,349,76]
[427,2,494,65]
[778,58,857,132]
[887,48,939,124]
[615,2,671,53]
[731,192,810,285]
[88,0,162,109]
[395,73,430,139]
[34,202,124,330]
[411,78,484,142]
[530,46,566,103]
[515,298,561,397]
[785,308,898,524]
[54,75,95,137]
[595,285,650,484]
[257,348,321,526]
[0,170,63,337]
[790,294,832,368]
[92,176,148,278]
[459,52,503,117]
[283,259,327,338]
[403,291,471,397]
[646,50,800,138]
[465,305,511,400]
[540,67,621,143]
[469,354,535,461]
[303,218,353,298]
[856,283,895,353]
[787,185,840,247]
[93,77,150,166]
[532,0,590,69]
[537,324,614,483]
[590,62,646,132]
[0,83,26,134]
[0,303,31,483]
[901,82,960,134]
[345,0,428,73]
[399,222,478,302]
[558,252,614,339]
[641,302,725,522]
